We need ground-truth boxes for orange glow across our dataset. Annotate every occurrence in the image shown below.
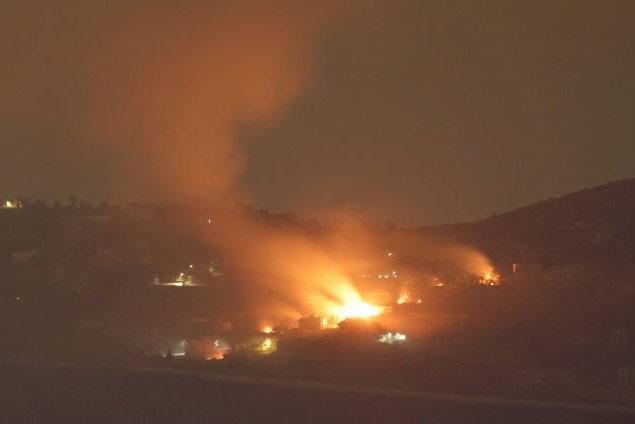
[480,269,501,286]
[321,317,329,328]
[397,293,409,305]
[325,289,383,322]
[205,351,225,361]
[261,325,274,334]
[258,338,277,354]
[334,299,382,321]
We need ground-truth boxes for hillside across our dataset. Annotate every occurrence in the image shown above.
[422,178,635,272]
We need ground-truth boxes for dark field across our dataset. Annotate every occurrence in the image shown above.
[2,361,634,424]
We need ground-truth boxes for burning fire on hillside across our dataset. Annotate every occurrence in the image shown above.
[304,280,386,328]
[478,269,502,286]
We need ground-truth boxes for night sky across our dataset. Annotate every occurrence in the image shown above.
[1,1,634,225]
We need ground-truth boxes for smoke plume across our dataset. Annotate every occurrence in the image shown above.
[1,0,354,200]
[1,1,494,322]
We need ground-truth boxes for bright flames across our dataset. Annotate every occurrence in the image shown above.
[333,298,382,322]
[308,277,384,327]
[326,283,384,322]
[480,269,501,286]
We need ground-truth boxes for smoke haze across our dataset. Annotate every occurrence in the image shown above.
[0,0,355,200]
[1,1,494,318]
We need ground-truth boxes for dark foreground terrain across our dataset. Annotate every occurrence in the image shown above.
[1,361,634,424]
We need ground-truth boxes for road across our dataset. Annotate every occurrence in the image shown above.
[1,360,634,423]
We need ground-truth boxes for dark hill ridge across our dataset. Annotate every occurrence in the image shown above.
[421,178,635,270]
[478,178,635,230]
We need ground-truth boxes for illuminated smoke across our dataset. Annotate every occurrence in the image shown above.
[1,1,495,321]
[0,0,369,318]
[0,0,355,200]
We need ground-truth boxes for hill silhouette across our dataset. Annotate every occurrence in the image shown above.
[422,178,635,273]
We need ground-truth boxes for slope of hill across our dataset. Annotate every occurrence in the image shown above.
[421,178,635,271]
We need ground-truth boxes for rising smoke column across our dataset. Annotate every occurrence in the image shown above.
[1,1,495,321]
[84,1,357,201]
[97,1,368,317]
[0,0,367,318]
[88,1,369,318]
[0,0,357,200]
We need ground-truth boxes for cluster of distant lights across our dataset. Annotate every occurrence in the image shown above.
[378,332,407,344]
[168,336,275,361]
[158,264,196,287]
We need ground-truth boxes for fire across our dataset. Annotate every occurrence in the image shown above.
[259,338,277,353]
[480,269,501,286]
[397,293,409,304]
[261,325,274,334]
[305,274,384,325]
[331,296,382,322]
[206,351,225,361]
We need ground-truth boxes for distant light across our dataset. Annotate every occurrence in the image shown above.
[387,252,393,257]
[207,218,212,224]
[378,332,407,344]
[15,296,20,301]
[260,338,276,353]
[3,200,19,209]
[416,299,422,304]
[189,264,194,269]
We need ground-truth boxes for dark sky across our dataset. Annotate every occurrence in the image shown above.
[1,1,634,225]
